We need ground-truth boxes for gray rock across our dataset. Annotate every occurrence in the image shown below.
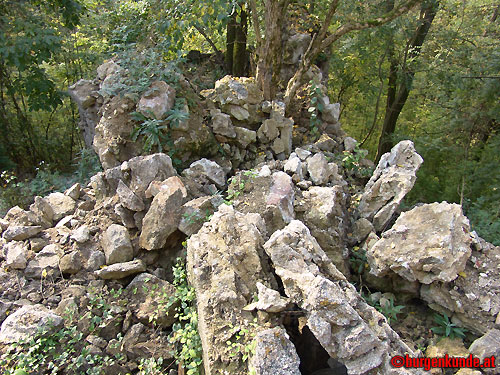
[29,196,54,227]
[358,140,423,231]
[4,206,37,226]
[367,202,471,284]
[295,148,312,161]
[322,102,340,123]
[243,282,289,313]
[102,224,134,265]
[187,205,273,375]
[139,176,187,250]
[59,251,83,274]
[234,127,257,148]
[266,171,295,225]
[46,192,77,221]
[228,104,250,121]
[178,196,222,236]
[2,225,43,241]
[284,153,303,179]
[213,75,263,106]
[138,81,176,120]
[263,220,422,375]
[117,180,145,212]
[71,225,91,243]
[469,329,500,372]
[211,109,236,138]
[183,159,226,188]
[126,153,177,198]
[65,183,81,200]
[114,203,136,228]
[5,241,28,269]
[348,218,374,245]
[86,250,106,271]
[30,237,48,252]
[95,259,146,279]
[250,327,301,375]
[68,80,100,148]
[0,304,63,344]
[125,273,177,328]
[258,118,280,143]
[307,153,331,185]
[25,244,64,279]
[344,137,358,152]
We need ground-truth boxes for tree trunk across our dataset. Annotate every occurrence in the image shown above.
[233,7,248,77]
[226,12,237,75]
[376,0,438,162]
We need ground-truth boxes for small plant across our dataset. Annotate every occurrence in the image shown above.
[349,246,368,274]
[341,145,372,177]
[166,255,203,375]
[363,292,405,324]
[226,320,258,364]
[224,170,257,205]
[431,313,467,339]
[308,80,323,140]
[74,148,102,184]
[131,111,170,153]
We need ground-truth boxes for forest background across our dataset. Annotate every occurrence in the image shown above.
[0,0,498,244]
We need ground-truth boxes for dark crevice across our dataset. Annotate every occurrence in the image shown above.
[282,310,347,375]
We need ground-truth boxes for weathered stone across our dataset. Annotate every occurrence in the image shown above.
[125,273,178,328]
[367,202,471,284]
[344,137,358,152]
[65,183,81,200]
[263,220,422,375]
[183,159,226,188]
[243,282,290,313]
[46,192,77,221]
[59,251,83,274]
[29,196,54,227]
[86,250,106,271]
[114,203,136,228]
[271,137,285,154]
[55,215,73,228]
[5,241,28,269]
[295,147,312,161]
[71,225,91,243]
[4,206,37,226]
[284,153,303,179]
[102,224,134,265]
[234,127,257,148]
[139,176,188,250]
[468,329,500,371]
[425,337,469,358]
[250,327,301,375]
[25,244,64,279]
[138,81,176,120]
[307,153,331,185]
[211,109,236,138]
[68,80,100,148]
[299,186,349,275]
[127,153,177,198]
[2,225,42,241]
[213,75,263,106]
[257,118,280,143]
[30,237,48,252]
[314,134,337,152]
[187,205,273,375]
[358,140,423,231]
[117,180,145,212]
[179,196,222,236]
[227,104,250,121]
[0,304,62,344]
[95,259,146,279]
[266,171,295,225]
[348,218,374,245]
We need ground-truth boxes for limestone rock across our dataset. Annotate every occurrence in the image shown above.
[243,282,290,313]
[139,176,188,250]
[358,140,423,231]
[0,304,62,344]
[307,153,331,185]
[65,183,81,200]
[127,153,177,197]
[367,202,471,284]
[117,180,145,212]
[5,241,28,269]
[68,80,100,148]
[59,251,83,274]
[348,218,374,245]
[266,171,295,226]
[95,259,146,279]
[257,118,280,143]
[71,225,91,243]
[183,159,226,188]
[46,192,77,221]
[4,206,37,226]
[250,327,301,375]
[29,196,54,227]
[178,196,222,236]
[234,127,257,148]
[284,153,304,179]
[213,75,263,106]
[125,273,178,328]
[137,81,176,120]
[468,329,500,371]
[187,205,273,375]
[25,244,64,279]
[344,137,358,152]
[102,224,134,265]
[263,220,422,375]
[228,104,250,121]
[2,225,42,241]
[211,109,236,138]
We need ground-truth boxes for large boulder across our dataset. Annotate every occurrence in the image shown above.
[102,224,134,265]
[367,202,472,284]
[263,220,423,375]
[139,176,188,250]
[137,81,176,120]
[357,140,423,231]
[187,205,276,375]
[46,192,76,221]
[0,304,63,344]
[68,79,101,148]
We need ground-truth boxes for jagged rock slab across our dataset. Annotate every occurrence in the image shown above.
[2,225,42,241]
[468,329,500,372]
[357,140,423,231]
[0,304,63,344]
[5,241,28,269]
[95,259,146,279]
[139,176,187,250]
[420,237,500,335]
[46,192,76,221]
[182,158,227,188]
[117,180,145,212]
[25,244,64,279]
[137,81,176,120]
[102,224,134,265]
[367,202,471,284]
[263,220,423,375]
[187,205,275,375]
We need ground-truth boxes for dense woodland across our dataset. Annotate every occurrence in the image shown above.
[0,0,499,244]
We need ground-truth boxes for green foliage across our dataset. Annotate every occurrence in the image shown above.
[166,255,203,375]
[431,313,467,339]
[363,292,405,324]
[73,148,102,184]
[341,145,372,177]
[349,246,368,274]
[0,287,127,375]
[225,170,256,205]
[226,319,258,364]
[137,357,165,375]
